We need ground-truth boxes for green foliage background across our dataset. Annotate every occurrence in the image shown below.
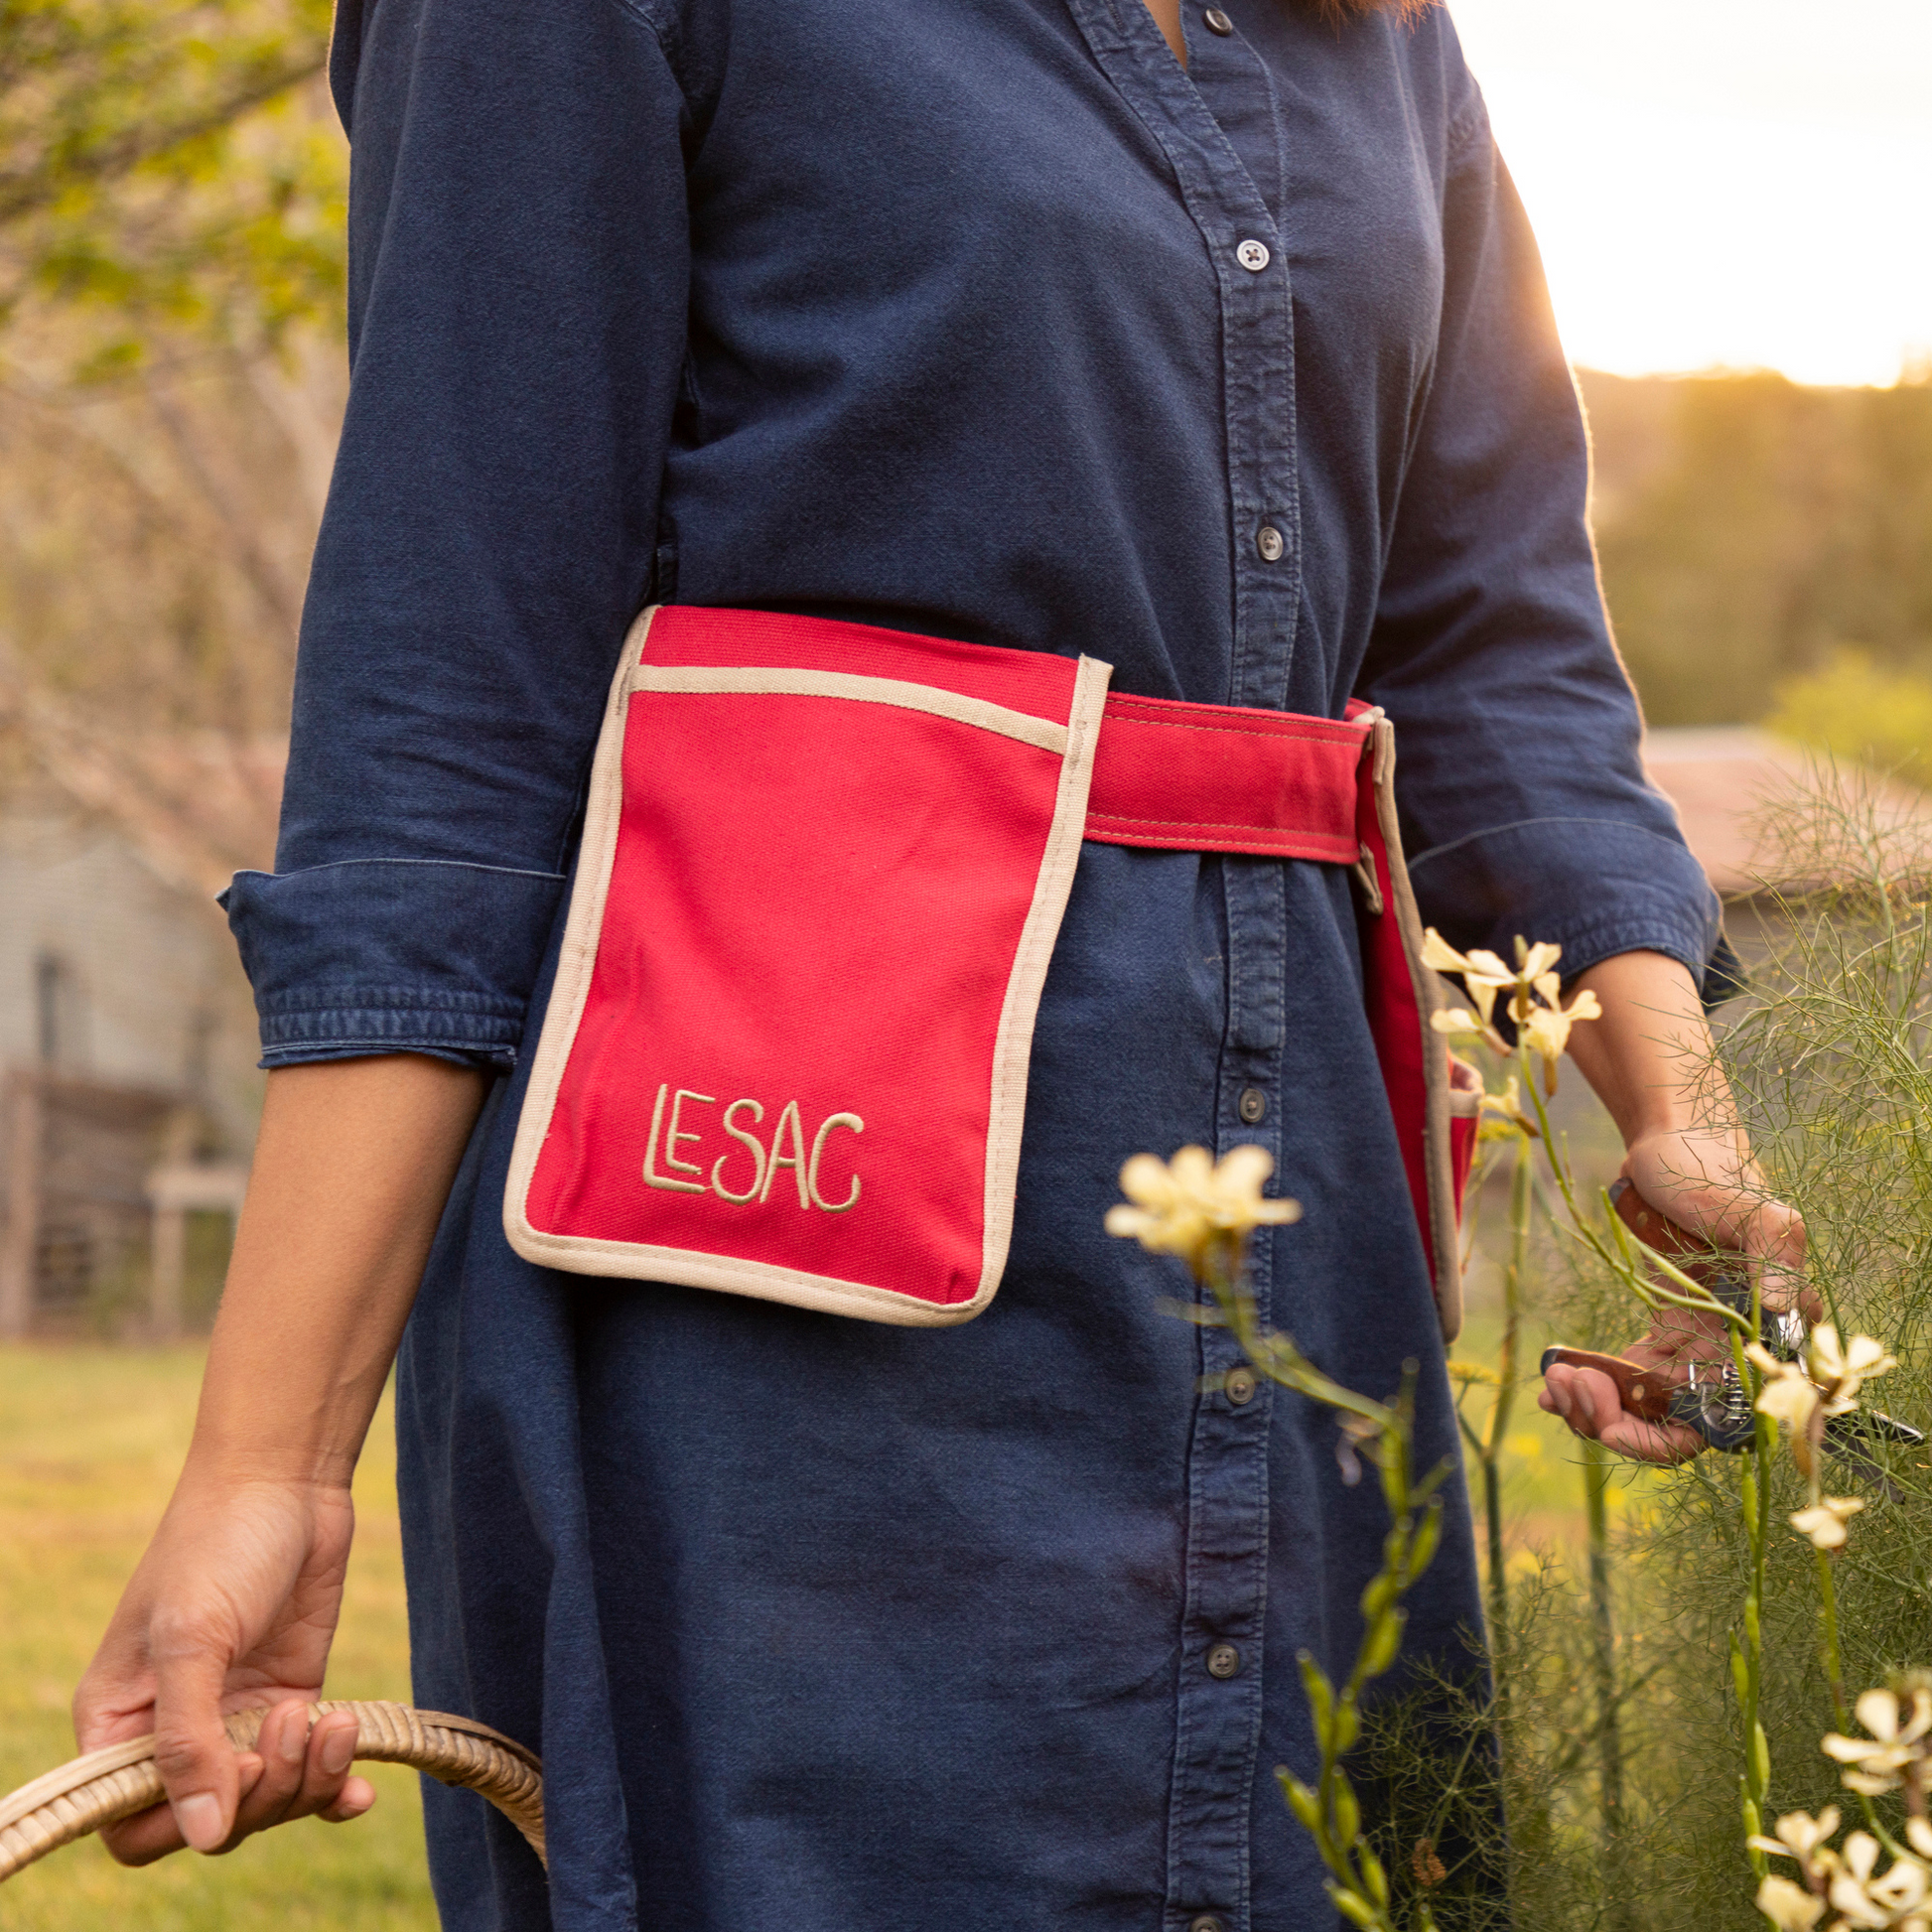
[1,0,341,361]
[1766,649,1932,791]
[1582,370,1932,730]
[0,0,345,837]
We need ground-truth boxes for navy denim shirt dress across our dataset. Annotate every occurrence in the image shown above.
[223,0,1722,1925]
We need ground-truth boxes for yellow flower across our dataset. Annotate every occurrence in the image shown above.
[1476,1077,1538,1139]
[1826,1833,1931,1928]
[1446,1359,1500,1387]
[1830,1834,1886,1927]
[1790,1495,1865,1551]
[1513,942,1564,1021]
[1824,1689,1932,1796]
[1420,930,1518,1029]
[1431,1006,1509,1055]
[1754,1874,1826,1930]
[1423,930,1566,1024]
[1480,1076,1523,1119]
[1521,988,1602,1093]
[1751,1346,1824,1435]
[1749,1807,1842,1866]
[1106,1145,1301,1271]
[1808,1325,1898,1416]
[1867,1851,1930,1919]
[1421,929,1599,1091]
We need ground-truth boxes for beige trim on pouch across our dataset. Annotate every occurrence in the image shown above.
[972,651,1112,1314]
[1369,716,1464,1344]
[629,663,1071,753]
[504,608,1114,1326]
[502,610,656,1277]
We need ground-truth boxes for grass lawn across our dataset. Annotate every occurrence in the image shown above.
[0,1345,437,1930]
[0,1311,1629,1930]
[1450,1307,1658,1563]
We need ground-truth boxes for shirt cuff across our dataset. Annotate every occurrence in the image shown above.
[1404,815,1726,1001]
[219,859,567,1071]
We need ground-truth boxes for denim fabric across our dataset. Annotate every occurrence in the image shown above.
[223,859,564,1067]
[236,0,1723,1925]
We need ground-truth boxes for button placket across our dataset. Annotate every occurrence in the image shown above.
[1186,168,1297,1932]
[1054,9,1301,1926]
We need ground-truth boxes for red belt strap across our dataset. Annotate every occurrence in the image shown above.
[1081,685,1447,1311]
[1086,691,1369,864]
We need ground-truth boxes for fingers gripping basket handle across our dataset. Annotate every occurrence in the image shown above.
[0,1700,544,1883]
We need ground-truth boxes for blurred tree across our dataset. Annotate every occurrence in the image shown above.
[1,0,342,361]
[0,0,346,889]
[1582,370,1932,727]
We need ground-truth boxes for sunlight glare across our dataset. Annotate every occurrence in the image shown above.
[1448,0,1932,386]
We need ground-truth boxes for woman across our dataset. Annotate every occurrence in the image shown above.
[75,0,1803,1924]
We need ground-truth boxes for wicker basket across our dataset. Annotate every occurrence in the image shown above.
[0,1701,543,1884]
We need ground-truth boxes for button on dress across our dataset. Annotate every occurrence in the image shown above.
[223,1,1722,1925]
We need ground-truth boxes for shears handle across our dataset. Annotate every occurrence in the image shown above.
[1536,1346,1675,1423]
[1541,1185,1922,1459]
[1607,1176,1753,1311]
[1540,1179,1764,1451]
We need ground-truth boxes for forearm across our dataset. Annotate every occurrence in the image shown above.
[1564,949,1734,1148]
[1561,946,1803,1282]
[188,1056,489,1488]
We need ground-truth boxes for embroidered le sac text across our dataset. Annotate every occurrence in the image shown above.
[642,1083,864,1212]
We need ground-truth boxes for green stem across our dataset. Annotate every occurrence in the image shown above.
[1481,1452,1505,1673]
[1584,1439,1629,1921]
[1728,1304,1774,1877]
[1815,1542,1849,1731]
[1521,1068,1750,1339]
[1814,1539,1906,1855]
[1478,1128,1531,1691]
[1517,1024,1772,1883]
[1222,1251,1449,1932]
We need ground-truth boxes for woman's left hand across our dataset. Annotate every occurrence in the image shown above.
[1538,1125,1816,1463]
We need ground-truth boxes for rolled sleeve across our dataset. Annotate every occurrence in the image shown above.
[228,0,691,1068]
[1403,817,1719,993]
[220,861,566,1068]
[1360,103,1725,1000]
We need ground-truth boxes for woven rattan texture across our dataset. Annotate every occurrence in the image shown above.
[0,1700,543,1884]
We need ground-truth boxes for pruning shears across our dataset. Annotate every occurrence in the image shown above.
[1539,1178,1922,1459]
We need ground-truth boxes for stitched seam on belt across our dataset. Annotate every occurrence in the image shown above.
[1103,700,1367,744]
[1105,694,1363,729]
[1101,715,1360,749]
[1089,831,1352,856]
[1088,812,1355,838]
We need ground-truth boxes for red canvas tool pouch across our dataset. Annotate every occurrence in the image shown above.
[506,606,1467,1336]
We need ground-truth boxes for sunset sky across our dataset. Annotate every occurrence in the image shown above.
[1448,0,1932,387]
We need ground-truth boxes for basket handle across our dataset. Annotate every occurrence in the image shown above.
[0,1700,543,1884]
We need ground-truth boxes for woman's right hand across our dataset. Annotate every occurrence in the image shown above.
[67,1055,491,1861]
[73,1465,375,1861]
